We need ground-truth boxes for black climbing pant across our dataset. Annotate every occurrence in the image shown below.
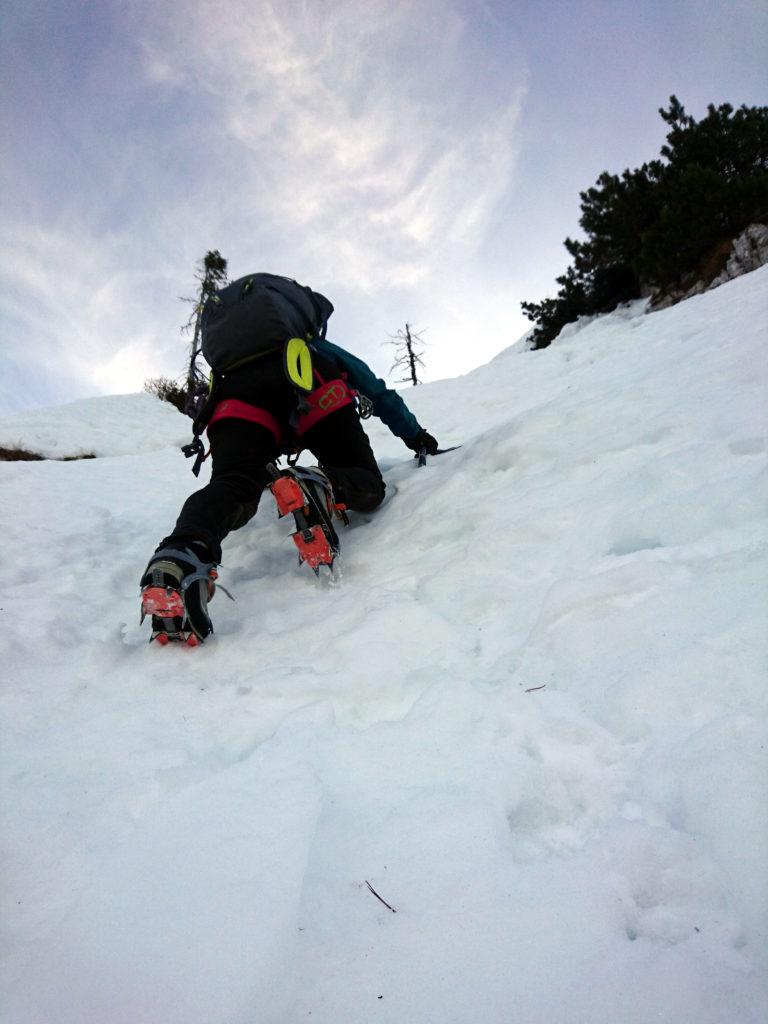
[160,354,385,561]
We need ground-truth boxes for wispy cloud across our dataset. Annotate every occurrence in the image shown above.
[142,0,526,290]
[0,221,171,399]
[3,0,767,411]
[1,0,528,409]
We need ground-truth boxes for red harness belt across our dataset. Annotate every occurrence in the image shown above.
[206,399,283,444]
[206,378,355,445]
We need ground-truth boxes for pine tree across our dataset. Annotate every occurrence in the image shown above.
[521,98,768,349]
[145,250,228,411]
[183,250,228,390]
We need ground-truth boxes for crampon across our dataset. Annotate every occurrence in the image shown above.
[267,463,345,573]
[140,546,231,645]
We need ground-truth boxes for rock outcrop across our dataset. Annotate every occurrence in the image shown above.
[650,223,768,310]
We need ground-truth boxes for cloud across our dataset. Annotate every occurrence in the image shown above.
[0,0,528,411]
[141,0,526,290]
[0,220,181,403]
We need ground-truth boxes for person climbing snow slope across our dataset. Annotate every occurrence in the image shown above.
[140,272,440,645]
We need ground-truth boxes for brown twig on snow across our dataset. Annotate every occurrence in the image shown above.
[525,685,547,693]
[365,880,397,913]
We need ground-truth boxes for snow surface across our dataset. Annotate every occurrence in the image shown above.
[1,268,767,1023]
[0,393,188,459]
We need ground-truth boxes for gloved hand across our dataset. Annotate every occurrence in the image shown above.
[407,429,439,455]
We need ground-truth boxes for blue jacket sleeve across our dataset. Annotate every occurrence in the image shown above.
[313,338,422,444]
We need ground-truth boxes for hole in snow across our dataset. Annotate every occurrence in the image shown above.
[729,437,766,456]
[608,537,664,557]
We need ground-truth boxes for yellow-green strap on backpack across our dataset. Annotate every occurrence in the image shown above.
[284,337,314,392]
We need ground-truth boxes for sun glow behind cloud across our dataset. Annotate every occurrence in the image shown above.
[0,220,177,404]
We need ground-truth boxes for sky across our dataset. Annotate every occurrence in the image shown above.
[1,0,766,413]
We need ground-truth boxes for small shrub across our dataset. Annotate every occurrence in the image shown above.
[0,446,95,462]
[144,376,189,413]
[0,446,44,461]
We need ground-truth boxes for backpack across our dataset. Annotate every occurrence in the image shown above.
[200,273,334,372]
[181,273,334,475]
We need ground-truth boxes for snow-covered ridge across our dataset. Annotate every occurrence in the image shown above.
[0,392,188,459]
[1,267,766,1024]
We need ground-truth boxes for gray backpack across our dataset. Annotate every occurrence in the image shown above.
[200,273,334,372]
[182,273,334,475]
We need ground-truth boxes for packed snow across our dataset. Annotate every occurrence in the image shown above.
[0,393,188,459]
[1,268,767,1023]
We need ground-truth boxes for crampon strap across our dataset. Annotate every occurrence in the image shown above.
[148,547,234,600]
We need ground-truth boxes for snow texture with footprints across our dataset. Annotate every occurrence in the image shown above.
[1,268,767,1023]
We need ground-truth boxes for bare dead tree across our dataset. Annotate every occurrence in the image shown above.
[386,323,426,386]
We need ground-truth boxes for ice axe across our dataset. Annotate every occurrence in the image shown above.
[415,444,462,467]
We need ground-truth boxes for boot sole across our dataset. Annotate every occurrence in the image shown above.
[141,586,201,646]
[269,468,339,573]
[141,585,185,618]
[291,524,335,570]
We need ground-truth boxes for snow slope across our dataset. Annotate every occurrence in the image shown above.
[0,393,188,458]
[1,268,767,1024]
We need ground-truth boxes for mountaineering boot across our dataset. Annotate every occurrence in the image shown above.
[140,543,230,645]
[267,463,343,573]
